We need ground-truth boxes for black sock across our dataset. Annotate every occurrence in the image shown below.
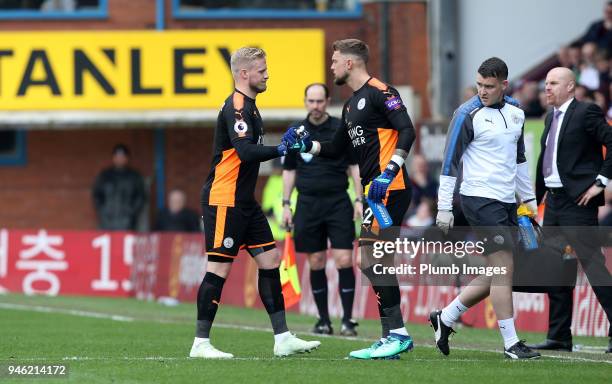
[382,303,404,330]
[337,267,355,322]
[380,316,390,339]
[258,268,289,335]
[310,268,329,322]
[195,272,226,338]
[362,265,402,336]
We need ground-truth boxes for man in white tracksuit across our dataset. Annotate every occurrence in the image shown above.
[430,57,541,360]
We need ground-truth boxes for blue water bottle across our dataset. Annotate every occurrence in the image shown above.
[364,182,393,229]
[517,214,538,250]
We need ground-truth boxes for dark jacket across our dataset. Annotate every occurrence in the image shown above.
[92,167,145,230]
[536,100,612,207]
[154,208,201,232]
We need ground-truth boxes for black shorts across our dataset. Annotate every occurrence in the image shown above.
[460,194,517,254]
[202,203,276,263]
[359,188,412,246]
[293,191,355,253]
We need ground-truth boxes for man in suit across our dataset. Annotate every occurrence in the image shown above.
[527,67,612,353]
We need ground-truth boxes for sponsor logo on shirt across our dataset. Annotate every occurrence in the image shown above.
[384,96,402,111]
[348,124,366,147]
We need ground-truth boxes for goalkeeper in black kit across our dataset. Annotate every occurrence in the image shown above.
[284,39,416,360]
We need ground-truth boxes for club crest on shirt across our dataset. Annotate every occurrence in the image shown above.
[511,114,524,125]
[223,237,234,248]
[357,98,366,110]
[234,121,248,137]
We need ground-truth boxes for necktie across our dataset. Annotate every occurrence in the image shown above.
[542,109,563,177]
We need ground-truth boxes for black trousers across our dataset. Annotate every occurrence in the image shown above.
[543,189,612,341]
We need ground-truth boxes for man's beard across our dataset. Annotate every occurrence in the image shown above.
[334,73,348,86]
[251,83,267,94]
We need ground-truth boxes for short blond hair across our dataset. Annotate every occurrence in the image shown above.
[230,47,266,75]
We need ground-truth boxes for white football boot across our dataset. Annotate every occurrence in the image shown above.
[273,333,321,357]
[189,339,234,359]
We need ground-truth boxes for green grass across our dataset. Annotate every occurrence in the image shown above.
[0,294,609,383]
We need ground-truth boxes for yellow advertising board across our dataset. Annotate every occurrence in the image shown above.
[0,29,324,110]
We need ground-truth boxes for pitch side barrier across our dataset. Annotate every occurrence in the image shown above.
[0,229,608,336]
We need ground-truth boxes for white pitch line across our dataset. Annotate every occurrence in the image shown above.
[1,301,610,364]
[0,302,134,322]
[0,355,605,364]
[1,356,509,363]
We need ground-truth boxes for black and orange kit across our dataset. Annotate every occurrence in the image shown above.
[318,78,416,239]
[201,90,279,263]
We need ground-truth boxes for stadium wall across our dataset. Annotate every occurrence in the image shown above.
[1,230,609,337]
[0,0,430,230]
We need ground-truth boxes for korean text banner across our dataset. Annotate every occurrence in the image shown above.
[0,29,324,110]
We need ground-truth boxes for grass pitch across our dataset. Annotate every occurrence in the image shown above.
[0,294,610,383]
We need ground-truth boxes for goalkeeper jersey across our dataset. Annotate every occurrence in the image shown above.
[201,90,274,207]
[319,77,416,190]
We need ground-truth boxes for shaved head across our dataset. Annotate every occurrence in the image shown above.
[549,67,576,83]
[544,67,576,108]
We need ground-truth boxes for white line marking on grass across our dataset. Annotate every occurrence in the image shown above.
[8,356,349,362]
[4,356,488,363]
[0,302,134,322]
[2,301,610,364]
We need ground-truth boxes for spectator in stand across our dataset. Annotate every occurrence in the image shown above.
[557,46,573,69]
[594,50,610,97]
[154,189,201,232]
[406,198,435,228]
[608,83,612,119]
[579,42,601,91]
[575,85,594,103]
[581,1,612,54]
[521,81,546,118]
[568,42,583,76]
[92,144,146,231]
[594,91,608,112]
[409,154,438,211]
[462,85,477,102]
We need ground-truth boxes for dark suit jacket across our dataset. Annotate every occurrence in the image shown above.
[536,99,612,207]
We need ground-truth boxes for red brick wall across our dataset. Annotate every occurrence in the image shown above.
[0,129,154,229]
[164,127,212,215]
[0,1,430,229]
[0,0,157,30]
[166,2,431,111]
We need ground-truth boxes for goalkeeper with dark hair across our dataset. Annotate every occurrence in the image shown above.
[285,39,416,360]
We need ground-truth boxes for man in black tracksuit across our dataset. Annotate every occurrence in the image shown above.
[282,83,362,336]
